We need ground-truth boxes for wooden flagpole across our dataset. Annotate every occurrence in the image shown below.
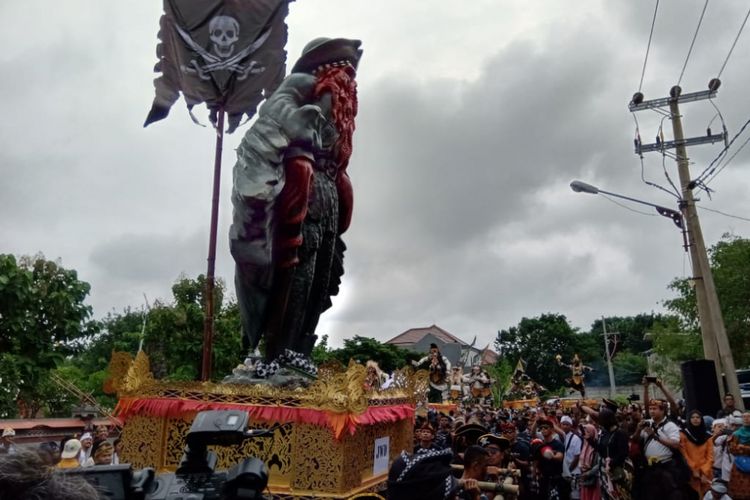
[201,107,225,381]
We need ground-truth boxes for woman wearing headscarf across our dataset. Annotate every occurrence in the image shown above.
[579,423,601,500]
[728,410,750,500]
[680,409,713,498]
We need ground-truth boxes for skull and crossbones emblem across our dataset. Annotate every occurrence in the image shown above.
[209,16,239,58]
[176,15,270,80]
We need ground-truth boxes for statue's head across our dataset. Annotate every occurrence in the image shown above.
[291,37,363,75]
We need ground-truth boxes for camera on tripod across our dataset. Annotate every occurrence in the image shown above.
[63,410,271,500]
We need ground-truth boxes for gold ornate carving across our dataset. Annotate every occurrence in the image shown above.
[103,351,133,394]
[163,417,192,468]
[306,359,367,414]
[121,350,155,393]
[118,415,166,469]
[291,423,345,492]
[110,352,427,414]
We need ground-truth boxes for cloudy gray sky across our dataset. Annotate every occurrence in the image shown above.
[3,1,750,350]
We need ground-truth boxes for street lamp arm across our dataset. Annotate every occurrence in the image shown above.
[570,179,683,229]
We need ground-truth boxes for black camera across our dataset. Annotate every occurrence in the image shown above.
[63,410,271,500]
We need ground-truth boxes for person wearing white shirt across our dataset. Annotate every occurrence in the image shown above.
[559,416,582,499]
[639,399,685,499]
[78,433,94,467]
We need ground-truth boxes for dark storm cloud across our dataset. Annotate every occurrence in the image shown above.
[336,34,637,342]
[331,0,750,347]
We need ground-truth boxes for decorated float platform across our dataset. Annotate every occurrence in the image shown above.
[502,397,599,410]
[108,352,427,499]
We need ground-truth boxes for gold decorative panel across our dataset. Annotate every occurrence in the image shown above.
[118,414,166,469]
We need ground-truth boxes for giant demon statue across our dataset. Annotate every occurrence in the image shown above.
[229,38,362,361]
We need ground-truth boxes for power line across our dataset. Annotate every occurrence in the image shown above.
[600,194,658,217]
[717,5,750,78]
[694,115,750,185]
[697,204,750,223]
[678,0,710,86]
[639,0,661,93]
[704,133,750,186]
[638,154,680,199]
[634,113,681,199]
[660,151,682,197]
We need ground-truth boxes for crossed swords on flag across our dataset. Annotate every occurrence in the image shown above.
[175,24,272,80]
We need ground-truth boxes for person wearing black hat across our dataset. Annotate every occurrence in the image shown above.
[453,423,489,463]
[478,434,511,480]
[386,448,479,500]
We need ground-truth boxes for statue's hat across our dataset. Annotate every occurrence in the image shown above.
[292,37,363,74]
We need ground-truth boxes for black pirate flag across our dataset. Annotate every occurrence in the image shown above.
[144,0,292,133]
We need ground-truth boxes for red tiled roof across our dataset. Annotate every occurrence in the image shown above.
[386,324,469,346]
[0,417,119,431]
[480,344,499,365]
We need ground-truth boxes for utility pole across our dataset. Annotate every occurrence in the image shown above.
[630,83,743,410]
[602,317,617,398]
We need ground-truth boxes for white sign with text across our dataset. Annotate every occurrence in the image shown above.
[373,436,390,476]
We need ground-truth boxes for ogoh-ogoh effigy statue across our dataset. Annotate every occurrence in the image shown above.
[230,38,362,363]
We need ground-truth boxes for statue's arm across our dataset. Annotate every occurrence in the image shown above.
[337,171,353,234]
[275,154,314,268]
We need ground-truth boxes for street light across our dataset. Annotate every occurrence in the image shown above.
[570,180,684,229]
[571,180,746,411]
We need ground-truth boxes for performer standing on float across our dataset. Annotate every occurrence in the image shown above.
[556,353,593,398]
[449,366,465,403]
[465,365,492,405]
[413,343,451,403]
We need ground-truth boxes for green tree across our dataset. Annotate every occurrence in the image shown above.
[60,274,243,414]
[327,336,420,372]
[664,233,750,367]
[311,334,333,365]
[486,358,513,404]
[588,315,658,356]
[495,314,584,391]
[132,274,241,381]
[0,254,97,417]
[611,351,648,385]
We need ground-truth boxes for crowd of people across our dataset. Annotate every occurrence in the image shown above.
[1,373,750,500]
[0,424,122,469]
[0,424,123,499]
[388,377,750,500]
